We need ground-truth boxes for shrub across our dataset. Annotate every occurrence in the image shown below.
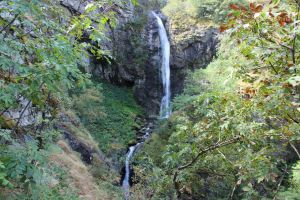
[0,129,80,200]
[163,0,247,23]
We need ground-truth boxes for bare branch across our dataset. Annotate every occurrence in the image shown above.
[0,14,19,33]
[287,113,299,124]
[289,141,300,159]
[172,136,241,198]
[12,100,31,134]
[272,166,287,200]
[230,179,240,200]
[177,136,241,171]
[281,134,300,159]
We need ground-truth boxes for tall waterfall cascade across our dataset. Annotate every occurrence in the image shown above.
[121,12,171,200]
[152,12,171,119]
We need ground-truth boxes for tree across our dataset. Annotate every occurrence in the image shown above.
[136,0,300,199]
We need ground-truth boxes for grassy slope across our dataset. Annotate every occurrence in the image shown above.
[51,140,123,200]
[72,80,144,160]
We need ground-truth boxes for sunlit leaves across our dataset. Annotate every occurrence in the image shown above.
[143,0,300,199]
[0,0,95,115]
[287,76,300,87]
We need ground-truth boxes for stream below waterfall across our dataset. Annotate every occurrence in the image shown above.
[122,124,152,200]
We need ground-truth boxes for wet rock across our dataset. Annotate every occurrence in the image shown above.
[63,131,93,164]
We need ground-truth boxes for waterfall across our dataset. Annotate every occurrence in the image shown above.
[121,12,171,200]
[152,12,171,119]
[122,126,152,200]
[128,0,134,14]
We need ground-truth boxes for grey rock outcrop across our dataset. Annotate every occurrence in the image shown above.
[90,9,218,116]
[60,0,91,14]
[170,27,219,95]
[3,97,37,127]
[59,0,218,117]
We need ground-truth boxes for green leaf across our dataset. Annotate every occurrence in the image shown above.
[287,76,300,87]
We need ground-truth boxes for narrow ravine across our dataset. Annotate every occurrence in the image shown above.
[121,11,171,199]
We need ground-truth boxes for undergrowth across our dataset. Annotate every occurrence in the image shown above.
[72,80,144,159]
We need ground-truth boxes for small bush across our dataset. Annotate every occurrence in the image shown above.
[163,0,247,23]
[0,130,80,200]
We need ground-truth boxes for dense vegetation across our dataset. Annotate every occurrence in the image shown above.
[0,0,132,199]
[133,0,300,199]
[163,0,247,23]
[72,81,143,160]
[0,0,299,199]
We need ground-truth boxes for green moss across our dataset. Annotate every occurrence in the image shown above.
[72,81,144,157]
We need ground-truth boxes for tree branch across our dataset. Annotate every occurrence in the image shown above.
[12,82,44,134]
[291,0,300,65]
[173,136,241,198]
[272,166,287,200]
[230,179,240,200]
[281,134,300,159]
[287,113,299,124]
[289,141,300,159]
[258,32,293,51]
[269,62,279,75]
[0,14,19,33]
[177,136,241,171]
[12,100,31,134]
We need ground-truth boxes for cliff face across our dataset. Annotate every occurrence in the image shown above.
[94,13,218,117]
[60,0,218,117]
[133,17,218,116]
[170,27,218,95]
[1,0,218,128]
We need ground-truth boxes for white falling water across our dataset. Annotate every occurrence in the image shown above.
[152,12,171,119]
[122,126,151,200]
[128,0,134,14]
[122,145,139,200]
[121,12,171,200]
[121,124,152,199]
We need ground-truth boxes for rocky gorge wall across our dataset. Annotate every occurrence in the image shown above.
[60,0,219,117]
[130,12,219,117]
[1,0,219,137]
